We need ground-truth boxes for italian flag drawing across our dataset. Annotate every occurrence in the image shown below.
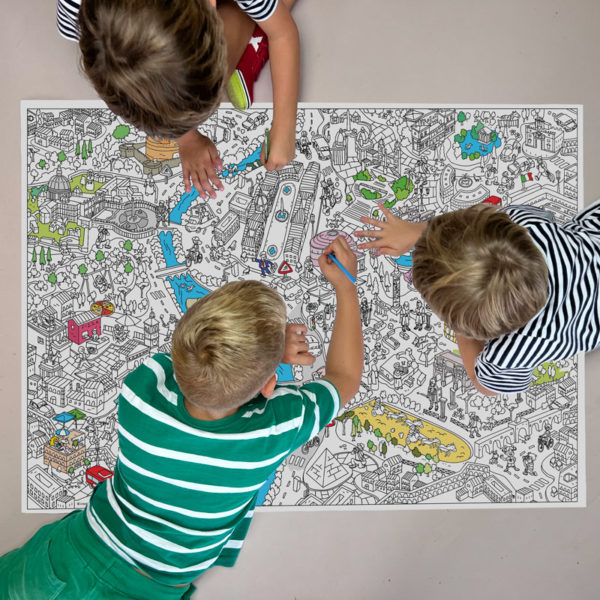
[521,172,534,182]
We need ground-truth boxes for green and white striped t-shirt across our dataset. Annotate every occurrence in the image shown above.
[85,353,340,585]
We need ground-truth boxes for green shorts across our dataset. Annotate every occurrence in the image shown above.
[0,510,196,600]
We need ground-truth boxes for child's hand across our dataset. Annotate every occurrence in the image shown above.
[260,122,295,171]
[177,130,224,198]
[318,236,358,292]
[281,323,316,365]
[353,203,428,256]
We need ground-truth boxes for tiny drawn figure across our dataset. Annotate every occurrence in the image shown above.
[426,375,440,411]
[254,256,275,276]
[295,130,312,159]
[522,452,537,476]
[95,227,110,249]
[156,201,169,227]
[392,362,406,390]
[468,412,482,438]
[360,297,372,327]
[538,422,554,452]
[502,445,520,473]
[400,301,411,332]
[489,450,500,465]
[160,313,178,341]
[414,300,426,331]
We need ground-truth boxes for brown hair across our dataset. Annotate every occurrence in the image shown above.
[412,204,549,340]
[78,0,226,138]
[171,281,287,414]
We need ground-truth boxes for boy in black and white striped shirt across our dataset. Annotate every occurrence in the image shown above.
[56,0,299,195]
[355,201,600,395]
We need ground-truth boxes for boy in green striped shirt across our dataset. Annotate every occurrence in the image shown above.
[1,236,363,599]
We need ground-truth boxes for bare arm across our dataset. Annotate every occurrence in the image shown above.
[258,3,299,170]
[318,237,363,406]
[456,335,499,397]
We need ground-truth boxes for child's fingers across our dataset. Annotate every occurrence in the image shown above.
[260,143,267,166]
[354,229,383,239]
[378,202,394,220]
[377,247,400,256]
[295,352,316,366]
[190,172,206,199]
[182,168,192,194]
[290,323,307,335]
[206,167,223,194]
[356,239,386,250]
[199,169,217,199]
[359,215,385,227]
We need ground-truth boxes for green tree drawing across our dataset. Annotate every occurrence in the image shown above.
[124,262,133,273]
[81,141,89,161]
[78,264,88,275]
[112,124,131,139]
[95,250,105,261]
[385,433,392,442]
[88,139,93,155]
[367,440,376,452]
[48,273,57,284]
[374,428,383,438]
[76,140,80,156]
[46,247,52,262]
[363,419,371,432]
[457,111,467,123]
[433,455,440,463]
[411,446,422,458]
[381,442,388,457]
[390,437,399,446]
[123,240,133,251]
[416,463,425,474]
[39,247,46,265]
[38,159,46,169]
[31,248,37,263]
[424,463,432,475]
[57,151,67,162]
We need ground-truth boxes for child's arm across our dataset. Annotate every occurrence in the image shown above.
[176,130,225,197]
[257,3,299,171]
[455,334,499,397]
[317,237,363,406]
[354,203,428,256]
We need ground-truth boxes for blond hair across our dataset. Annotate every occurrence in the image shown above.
[412,204,549,340]
[171,281,287,413]
[78,0,226,138]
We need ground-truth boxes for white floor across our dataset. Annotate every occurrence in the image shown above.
[2,1,599,598]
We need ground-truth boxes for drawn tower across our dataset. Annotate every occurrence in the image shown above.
[392,265,402,309]
[144,309,159,350]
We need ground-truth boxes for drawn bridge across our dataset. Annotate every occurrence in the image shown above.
[473,407,563,458]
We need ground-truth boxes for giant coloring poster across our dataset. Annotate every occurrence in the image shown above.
[23,102,584,511]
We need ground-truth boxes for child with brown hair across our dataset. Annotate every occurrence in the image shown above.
[57,0,299,195]
[355,201,600,396]
[0,236,363,599]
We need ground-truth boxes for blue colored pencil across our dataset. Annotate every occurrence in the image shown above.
[328,253,357,285]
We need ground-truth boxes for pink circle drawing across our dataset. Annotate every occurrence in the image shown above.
[310,230,360,266]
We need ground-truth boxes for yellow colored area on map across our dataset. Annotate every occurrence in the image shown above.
[352,400,471,463]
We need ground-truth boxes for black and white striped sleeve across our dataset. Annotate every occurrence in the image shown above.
[474,352,535,394]
[503,204,556,227]
[56,0,81,41]
[235,0,279,21]
[561,198,600,238]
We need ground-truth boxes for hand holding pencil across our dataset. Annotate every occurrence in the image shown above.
[318,236,358,292]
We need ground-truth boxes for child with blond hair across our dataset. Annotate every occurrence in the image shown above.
[1,237,362,599]
[57,0,299,195]
[355,201,600,395]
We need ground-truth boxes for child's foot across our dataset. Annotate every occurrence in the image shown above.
[226,25,269,110]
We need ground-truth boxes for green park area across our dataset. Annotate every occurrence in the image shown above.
[532,362,568,386]
[353,169,372,182]
[360,188,381,200]
[27,186,47,214]
[29,219,85,247]
[70,174,107,195]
